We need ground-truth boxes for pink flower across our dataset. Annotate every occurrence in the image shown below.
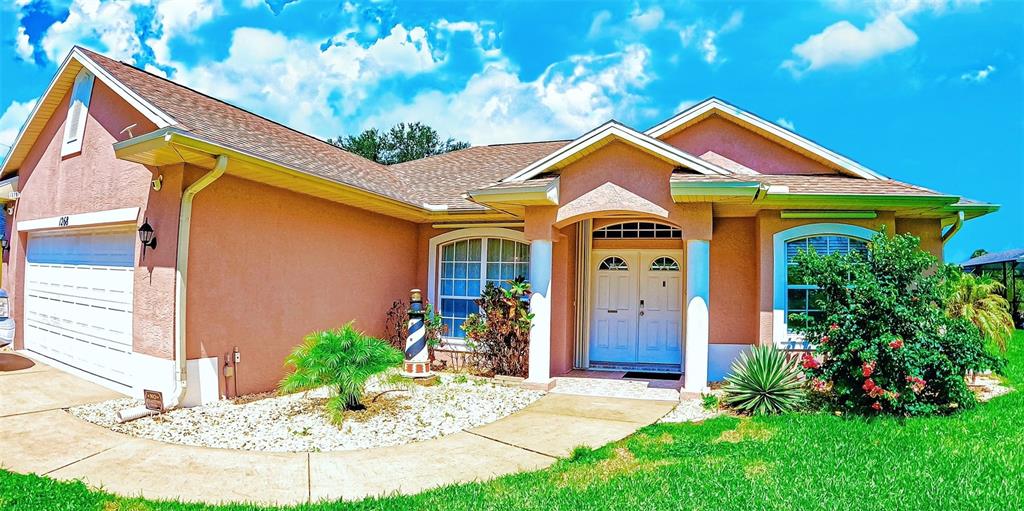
[811,378,829,392]
[889,338,904,349]
[820,335,830,344]
[863,378,876,392]
[906,376,926,394]
[829,323,840,332]
[862,361,876,378]
[872,401,882,411]
[801,352,820,369]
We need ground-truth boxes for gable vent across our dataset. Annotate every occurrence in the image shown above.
[61,69,95,157]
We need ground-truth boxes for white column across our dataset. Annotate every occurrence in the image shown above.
[526,239,553,388]
[684,239,710,393]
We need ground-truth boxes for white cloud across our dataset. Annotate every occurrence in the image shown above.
[628,5,665,32]
[0,99,38,158]
[782,14,917,75]
[776,117,796,131]
[701,10,743,64]
[168,24,446,138]
[363,45,653,145]
[15,26,33,62]
[961,64,996,82]
[828,0,986,17]
[588,10,613,39]
[434,19,500,57]
[41,0,146,64]
[674,99,700,113]
[147,0,222,67]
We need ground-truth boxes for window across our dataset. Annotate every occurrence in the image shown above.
[593,222,681,239]
[785,235,868,332]
[650,257,679,271]
[598,256,629,271]
[62,69,95,157]
[439,237,529,338]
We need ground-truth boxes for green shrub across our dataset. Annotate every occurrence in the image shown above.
[278,323,403,424]
[462,276,534,377]
[700,392,720,411]
[792,229,1004,416]
[722,346,804,415]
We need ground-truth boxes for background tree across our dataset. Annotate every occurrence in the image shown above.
[328,122,470,164]
[970,248,989,259]
[945,271,1014,351]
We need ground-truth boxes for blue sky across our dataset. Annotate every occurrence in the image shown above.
[1,0,1021,262]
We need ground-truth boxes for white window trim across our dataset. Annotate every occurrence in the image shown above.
[772,223,876,347]
[62,69,95,157]
[427,228,528,346]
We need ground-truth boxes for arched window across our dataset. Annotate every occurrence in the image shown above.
[593,221,681,239]
[649,257,680,271]
[439,237,529,338]
[784,235,868,332]
[598,256,629,271]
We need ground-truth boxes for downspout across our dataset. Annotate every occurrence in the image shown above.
[941,211,964,245]
[118,155,227,422]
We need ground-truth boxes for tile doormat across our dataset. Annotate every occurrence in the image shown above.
[622,371,682,381]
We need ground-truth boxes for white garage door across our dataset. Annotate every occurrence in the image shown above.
[24,227,136,391]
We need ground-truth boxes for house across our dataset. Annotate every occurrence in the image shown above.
[0,47,997,406]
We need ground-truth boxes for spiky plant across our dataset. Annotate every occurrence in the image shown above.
[723,346,805,415]
[945,271,1014,352]
[278,323,403,424]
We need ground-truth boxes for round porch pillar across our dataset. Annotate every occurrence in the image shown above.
[684,239,710,393]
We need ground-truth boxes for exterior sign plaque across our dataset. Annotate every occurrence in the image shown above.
[144,389,164,412]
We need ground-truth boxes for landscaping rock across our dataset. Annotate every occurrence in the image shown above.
[67,373,543,452]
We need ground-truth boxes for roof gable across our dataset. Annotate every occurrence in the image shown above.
[501,121,729,183]
[645,98,887,181]
[1,47,174,176]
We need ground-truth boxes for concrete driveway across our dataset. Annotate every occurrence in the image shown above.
[0,352,677,505]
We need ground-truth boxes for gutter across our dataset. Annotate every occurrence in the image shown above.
[117,155,228,422]
[941,211,965,245]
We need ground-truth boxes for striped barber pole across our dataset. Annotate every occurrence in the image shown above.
[402,289,432,377]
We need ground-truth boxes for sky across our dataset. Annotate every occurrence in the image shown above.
[0,0,1021,262]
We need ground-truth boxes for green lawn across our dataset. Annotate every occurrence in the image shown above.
[4,331,1023,511]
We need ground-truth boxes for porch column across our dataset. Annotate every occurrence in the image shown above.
[684,239,710,393]
[525,238,554,389]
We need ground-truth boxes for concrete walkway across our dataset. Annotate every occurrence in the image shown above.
[0,353,676,505]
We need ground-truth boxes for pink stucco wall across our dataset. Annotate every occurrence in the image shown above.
[184,173,419,395]
[6,79,178,359]
[664,116,839,175]
[710,217,758,344]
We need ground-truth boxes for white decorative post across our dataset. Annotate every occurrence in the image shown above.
[525,239,554,389]
[684,240,710,393]
[402,289,433,379]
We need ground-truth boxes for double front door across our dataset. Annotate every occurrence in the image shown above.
[589,250,684,366]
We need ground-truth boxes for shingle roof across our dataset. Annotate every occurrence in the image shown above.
[669,173,952,196]
[79,48,411,204]
[389,141,568,209]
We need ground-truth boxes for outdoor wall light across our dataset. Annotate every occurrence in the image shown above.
[138,219,157,258]
[0,236,8,252]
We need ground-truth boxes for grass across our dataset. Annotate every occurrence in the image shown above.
[3,331,1023,510]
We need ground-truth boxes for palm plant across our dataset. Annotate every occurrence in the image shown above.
[723,346,804,415]
[946,271,1014,352]
[279,323,403,424]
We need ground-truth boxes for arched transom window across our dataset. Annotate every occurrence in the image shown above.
[439,238,529,338]
[593,222,681,239]
[598,256,629,271]
[785,235,868,331]
[650,257,680,271]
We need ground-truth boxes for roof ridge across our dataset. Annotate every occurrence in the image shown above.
[75,46,388,172]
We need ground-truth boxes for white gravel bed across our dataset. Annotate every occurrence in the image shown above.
[552,377,681,401]
[68,373,542,452]
[659,395,723,423]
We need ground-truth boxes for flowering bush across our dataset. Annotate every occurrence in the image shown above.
[462,276,534,377]
[791,229,1004,416]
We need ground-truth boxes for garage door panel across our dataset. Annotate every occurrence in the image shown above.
[24,227,136,389]
[25,264,134,305]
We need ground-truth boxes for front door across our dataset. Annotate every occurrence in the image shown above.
[589,250,684,366]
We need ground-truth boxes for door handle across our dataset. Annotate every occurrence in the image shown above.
[639,310,645,317]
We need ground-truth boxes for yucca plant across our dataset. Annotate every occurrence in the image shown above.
[945,271,1014,352]
[723,346,804,415]
[279,323,403,424]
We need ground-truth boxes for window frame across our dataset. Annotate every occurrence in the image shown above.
[593,221,681,239]
[427,228,530,344]
[771,223,876,348]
